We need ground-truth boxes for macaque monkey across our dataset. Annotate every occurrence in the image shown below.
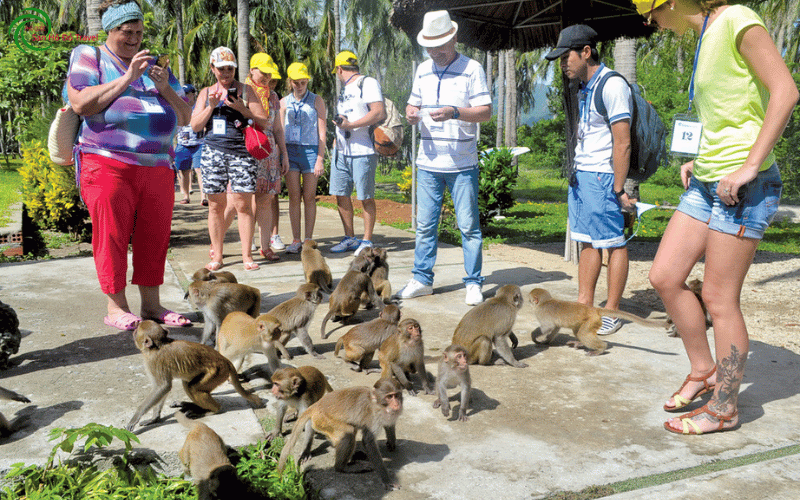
[127,321,264,431]
[361,246,391,304]
[0,386,31,437]
[176,411,247,500]
[217,312,288,373]
[277,378,404,491]
[665,279,711,338]
[267,283,324,359]
[301,240,333,293]
[528,288,669,356]
[452,284,527,368]
[191,267,238,284]
[187,280,261,346]
[378,318,433,395]
[334,305,401,372]
[320,255,384,339]
[267,366,333,441]
[433,344,471,421]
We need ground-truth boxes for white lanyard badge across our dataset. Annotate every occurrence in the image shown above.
[670,15,709,158]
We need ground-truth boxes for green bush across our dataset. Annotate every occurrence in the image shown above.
[19,141,89,236]
[774,74,800,202]
[478,148,517,225]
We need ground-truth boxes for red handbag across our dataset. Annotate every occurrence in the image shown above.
[244,120,272,160]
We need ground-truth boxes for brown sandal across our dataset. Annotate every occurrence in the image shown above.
[664,365,716,412]
[664,404,739,435]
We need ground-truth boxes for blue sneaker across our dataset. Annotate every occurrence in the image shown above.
[354,240,373,256]
[330,236,360,253]
[598,316,622,335]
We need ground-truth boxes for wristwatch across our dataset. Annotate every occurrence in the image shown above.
[451,106,460,120]
[614,189,625,198]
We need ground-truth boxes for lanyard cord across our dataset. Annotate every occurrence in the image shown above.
[688,15,710,113]
[434,57,456,105]
[103,44,146,91]
[291,91,310,124]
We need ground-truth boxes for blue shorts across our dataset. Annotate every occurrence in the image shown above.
[678,163,782,239]
[287,144,318,174]
[568,170,625,249]
[329,151,377,200]
[175,144,202,171]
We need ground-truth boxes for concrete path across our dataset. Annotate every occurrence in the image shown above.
[0,196,798,499]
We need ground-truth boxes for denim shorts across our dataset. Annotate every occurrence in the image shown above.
[174,144,202,171]
[287,144,318,174]
[200,145,257,194]
[329,151,377,200]
[568,170,626,249]
[678,163,782,239]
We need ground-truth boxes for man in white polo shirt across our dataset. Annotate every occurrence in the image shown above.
[396,10,492,306]
[545,24,636,334]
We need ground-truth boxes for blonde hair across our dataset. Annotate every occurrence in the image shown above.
[285,77,309,95]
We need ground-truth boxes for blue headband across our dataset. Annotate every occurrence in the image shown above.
[102,2,144,32]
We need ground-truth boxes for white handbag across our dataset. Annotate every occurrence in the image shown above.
[47,106,81,165]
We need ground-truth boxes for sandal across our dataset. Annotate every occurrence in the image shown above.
[243,261,260,271]
[205,261,223,271]
[179,198,190,204]
[152,310,192,327]
[664,366,716,412]
[664,404,739,435]
[103,312,142,331]
[259,248,280,262]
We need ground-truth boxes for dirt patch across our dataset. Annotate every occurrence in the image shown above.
[316,195,412,226]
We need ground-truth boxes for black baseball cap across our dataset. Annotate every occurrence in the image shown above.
[545,24,598,60]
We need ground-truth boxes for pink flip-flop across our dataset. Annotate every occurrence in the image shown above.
[103,312,142,331]
[154,310,192,327]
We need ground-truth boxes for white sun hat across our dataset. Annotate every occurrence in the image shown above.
[417,10,458,48]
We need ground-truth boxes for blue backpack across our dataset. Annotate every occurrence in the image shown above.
[594,70,668,182]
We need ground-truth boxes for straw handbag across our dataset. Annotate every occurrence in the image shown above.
[47,106,81,165]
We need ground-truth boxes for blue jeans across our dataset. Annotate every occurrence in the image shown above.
[413,167,483,286]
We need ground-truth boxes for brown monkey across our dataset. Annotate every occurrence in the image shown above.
[378,318,433,395]
[191,267,238,284]
[267,283,324,359]
[267,366,333,441]
[666,279,712,337]
[0,386,31,437]
[452,284,527,368]
[187,280,261,346]
[301,240,333,294]
[320,254,384,338]
[277,378,404,491]
[433,344,471,421]
[127,321,264,431]
[176,411,247,500]
[217,312,288,373]
[528,288,669,356]
[361,246,391,304]
[334,305,401,372]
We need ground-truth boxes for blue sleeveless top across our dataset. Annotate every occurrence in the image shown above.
[283,91,319,146]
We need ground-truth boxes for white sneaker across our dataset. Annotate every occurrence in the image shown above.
[395,279,433,299]
[465,283,484,305]
[354,240,373,256]
[270,234,286,250]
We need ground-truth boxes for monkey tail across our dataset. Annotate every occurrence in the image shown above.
[226,361,265,408]
[277,410,312,474]
[174,409,200,430]
[320,310,334,339]
[598,309,669,329]
[334,337,343,356]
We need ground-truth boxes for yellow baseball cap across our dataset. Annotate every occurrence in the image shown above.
[250,53,276,73]
[333,50,358,73]
[632,0,669,15]
[287,62,311,80]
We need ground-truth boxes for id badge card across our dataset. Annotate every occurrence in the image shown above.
[287,125,301,143]
[671,113,702,157]
[141,97,164,114]
[212,117,226,135]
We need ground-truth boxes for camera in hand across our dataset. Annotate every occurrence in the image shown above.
[334,115,344,125]
[152,54,169,68]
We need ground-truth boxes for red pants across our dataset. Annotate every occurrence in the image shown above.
[80,153,175,294]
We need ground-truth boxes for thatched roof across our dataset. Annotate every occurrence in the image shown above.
[390,0,655,52]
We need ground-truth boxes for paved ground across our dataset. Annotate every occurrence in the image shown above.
[0,195,799,499]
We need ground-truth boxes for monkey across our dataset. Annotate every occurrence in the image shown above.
[277,377,404,491]
[301,240,333,294]
[267,283,324,359]
[217,312,289,374]
[528,288,670,356]
[452,284,527,368]
[320,255,384,338]
[377,318,433,396]
[334,305,401,372]
[191,267,238,284]
[665,279,712,337]
[176,411,249,500]
[267,366,333,441]
[127,321,264,431]
[187,280,261,346]
[432,344,471,422]
[361,246,392,304]
[0,386,31,438]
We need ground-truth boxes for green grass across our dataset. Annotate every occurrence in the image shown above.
[0,167,22,227]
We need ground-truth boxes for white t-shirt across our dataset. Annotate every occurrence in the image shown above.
[335,75,383,156]
[573,64,632,174]
[408,54,491,172]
